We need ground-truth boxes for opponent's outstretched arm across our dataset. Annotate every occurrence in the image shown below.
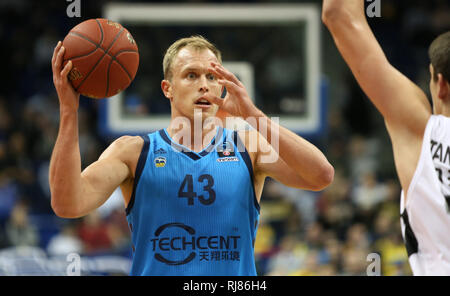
[49,42,139,218]
[322,0,431,135]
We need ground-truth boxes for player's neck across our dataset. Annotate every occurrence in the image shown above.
[166,121,218,152]
[442,101,450,117]
[434,99,450,117]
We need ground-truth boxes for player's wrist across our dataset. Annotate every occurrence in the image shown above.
[59,104,79,117]
[242,105,264,120]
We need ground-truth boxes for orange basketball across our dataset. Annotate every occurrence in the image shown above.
[62,18,139,99]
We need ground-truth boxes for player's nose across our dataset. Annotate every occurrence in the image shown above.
[198,75,209,93]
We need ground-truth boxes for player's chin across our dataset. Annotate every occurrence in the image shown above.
[193,104,219,116]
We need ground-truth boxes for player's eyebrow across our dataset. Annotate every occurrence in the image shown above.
[182,67,198,73]
[180,66,212,74]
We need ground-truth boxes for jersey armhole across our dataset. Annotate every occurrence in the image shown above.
[125,134,150,215]
[232,130,260,213]
[404,116,435,210]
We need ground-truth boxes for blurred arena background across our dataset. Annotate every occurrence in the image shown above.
[0,0,449,275]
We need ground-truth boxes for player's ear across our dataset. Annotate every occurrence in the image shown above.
[437,73,449,101]
[161,79,173,101]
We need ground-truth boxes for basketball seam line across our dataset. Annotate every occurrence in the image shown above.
[112,50,135,79]
[68,31,98,47]
[66,32,102,63]
[105,59,113,97]
[104,51,134,97]
[66,32,137,85]
[63,41,98,61]
[66,48,138,68]
[66,32,137,60]
[75,27,125,94]
[98,19,107,97]
[65,44,135,96]
[95,19,104,46]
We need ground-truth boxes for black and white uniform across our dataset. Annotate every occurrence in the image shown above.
[400,115,450,275]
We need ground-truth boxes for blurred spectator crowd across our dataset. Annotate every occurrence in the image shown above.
[0,0,449,275]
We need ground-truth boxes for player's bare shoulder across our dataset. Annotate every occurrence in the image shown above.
[236,129,256,155]
[236,128,276,170]
[99,135,144,177]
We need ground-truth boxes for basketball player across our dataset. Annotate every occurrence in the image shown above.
[322,0,450,275]
[49,36,334,275]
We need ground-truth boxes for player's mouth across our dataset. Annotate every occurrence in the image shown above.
[194,97,212,108]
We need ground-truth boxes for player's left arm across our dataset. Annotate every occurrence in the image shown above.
[244,121,334,191]
[207,63,334,191]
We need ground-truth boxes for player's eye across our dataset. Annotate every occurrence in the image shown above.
[187,72,197,79]
[207,74,216,81]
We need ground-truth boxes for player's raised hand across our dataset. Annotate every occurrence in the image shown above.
[206,62,259,118]
[52,41,80,111]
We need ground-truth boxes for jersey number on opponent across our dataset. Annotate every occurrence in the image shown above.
[178,174,216,206]
[434,168,450,212]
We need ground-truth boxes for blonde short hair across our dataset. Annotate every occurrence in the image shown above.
[162,35,222,80]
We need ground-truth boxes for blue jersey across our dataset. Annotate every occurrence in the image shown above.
[125,126,260,276]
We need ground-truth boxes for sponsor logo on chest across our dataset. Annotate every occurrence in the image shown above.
[216,141,239,162]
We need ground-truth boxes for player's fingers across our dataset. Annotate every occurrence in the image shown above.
[60,60,72,79]
[211,62,243,87]
[209,66,240,93]
[54,46,65,74]
[51,41,62,65]
[208,66,225,81]
[203,93,224,107]
[217,79,239,96]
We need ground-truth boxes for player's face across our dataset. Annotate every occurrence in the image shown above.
[165,47,221,121]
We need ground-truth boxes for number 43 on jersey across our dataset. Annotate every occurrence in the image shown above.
[178,174,216,206]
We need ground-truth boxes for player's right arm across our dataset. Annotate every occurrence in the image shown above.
[49,41,140,218]
[322,0,434,196]
[322,0,431,135]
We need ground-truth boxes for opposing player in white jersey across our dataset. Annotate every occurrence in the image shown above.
[322,0,450,275]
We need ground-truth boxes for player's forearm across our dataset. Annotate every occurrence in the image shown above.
[49,109,83,217]
[322,0,374,57]
[273,122,334,190]
[247,109,334,189]
[323,1,394,114]
[322,0,366,28]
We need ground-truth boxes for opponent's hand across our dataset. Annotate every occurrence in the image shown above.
[52,41,80,112]
[206,62,260,118]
